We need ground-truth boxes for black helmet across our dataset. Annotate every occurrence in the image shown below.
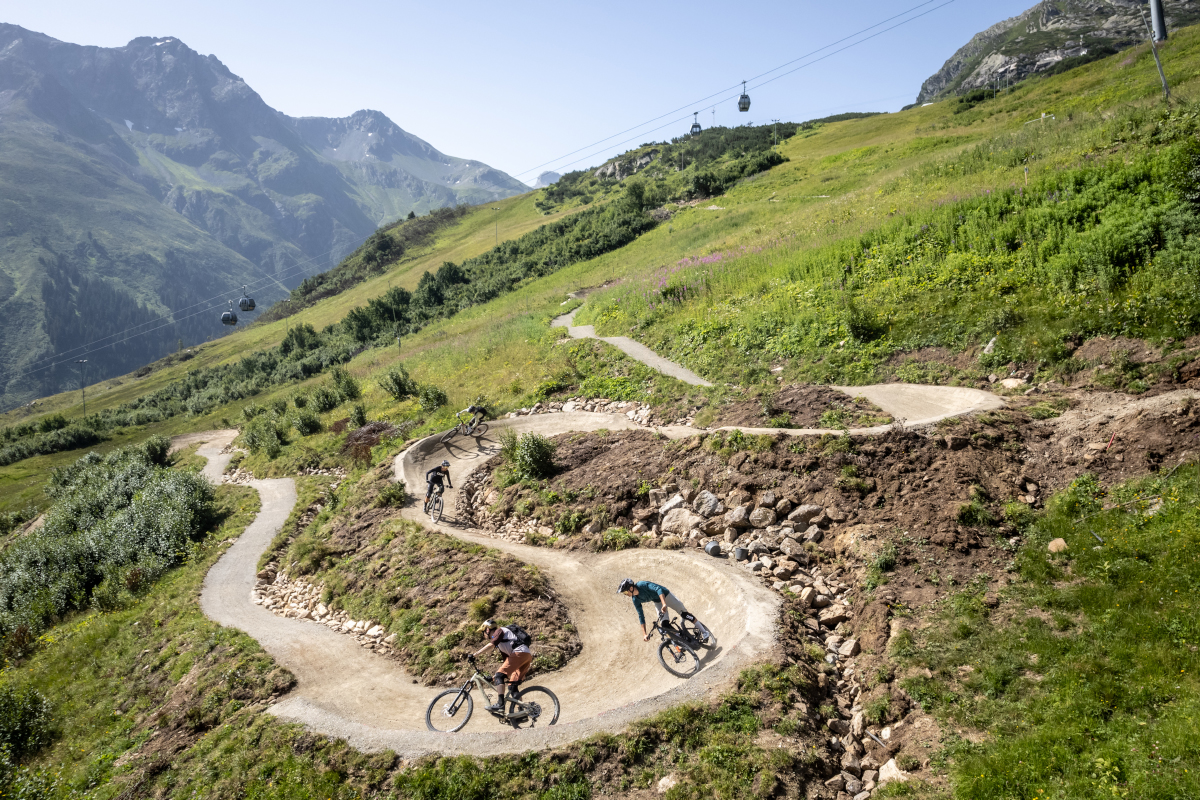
[617,578,635,594]
[441,460,450,467]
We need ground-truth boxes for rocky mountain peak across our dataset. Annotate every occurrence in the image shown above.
[915,0,1200,104]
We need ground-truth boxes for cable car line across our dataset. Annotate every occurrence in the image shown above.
[512,0,953,178]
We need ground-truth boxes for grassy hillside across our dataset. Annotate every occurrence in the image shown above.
[4,27,1200,512]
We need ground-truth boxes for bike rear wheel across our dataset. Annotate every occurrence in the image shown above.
[507,686,559,729]
[426,688,473,732]
[657,639,700,677]
[430,494,444,523]
[681,618,715,649]
[469,422,489,438]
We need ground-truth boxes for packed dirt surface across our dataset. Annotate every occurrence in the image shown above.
[552,307,713,386]
[710,385,892,429]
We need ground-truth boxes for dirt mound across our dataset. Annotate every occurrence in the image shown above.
[709,385,892,429]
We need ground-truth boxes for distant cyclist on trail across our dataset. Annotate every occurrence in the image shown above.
[458,404,486,428]
[617,578,711,644]
[425,460,452,507]
[472,619,533,712]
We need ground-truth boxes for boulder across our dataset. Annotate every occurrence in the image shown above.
[850,711,865,736]
[803,525,825,544]
[760,556,775,571]
[799,587,816,606]
[723,527,739,543]
[631,522,649,534]
[812,594,832,608]
[788,504,822,526]
[841,752,862,776]
[680,485,697,504]
[660,494,685,515]
[724,504,752,528]
[779,537,806,558]
[662,508,706,535]
[999,377,1027,389]
[945,435,969,451]
[839,638,861,658]
[656,774,678,794]
[749,507,777,528]
[826,507,847,523]
[1048,538,1068,553]
[845,778,864,795]
[772,565,793,580]
[819,607,849,626]
[693,490,721,517]
[878,759,909,784]
[827,718,851,735]
[701,517,725,535]
[366,625,385,638]
[747,540,771,556]
[775,498,794,517]
[758,490,777,508]
[823,775,846,792]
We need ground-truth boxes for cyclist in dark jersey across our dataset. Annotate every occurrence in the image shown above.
[425,460,452,507]
[617,578,711,643]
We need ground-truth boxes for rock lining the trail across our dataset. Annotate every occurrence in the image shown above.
[505,397,696,428]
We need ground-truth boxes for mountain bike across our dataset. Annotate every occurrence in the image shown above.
[440,411,488,444]
[423,483,444,523]
[425,654,560,732]
[653,611,715,678]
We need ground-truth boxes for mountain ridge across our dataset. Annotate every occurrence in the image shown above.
[0,24,526,404]
[915,0,1200,104]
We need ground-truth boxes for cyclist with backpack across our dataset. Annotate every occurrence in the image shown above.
[618,578,711,644]
[472,619,534,712]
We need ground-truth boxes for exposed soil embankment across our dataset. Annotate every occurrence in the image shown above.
[709,385,892,429]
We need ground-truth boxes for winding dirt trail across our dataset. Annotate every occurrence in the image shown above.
[192,347,1005,755]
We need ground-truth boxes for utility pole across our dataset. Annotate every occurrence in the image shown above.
[1140,5,1171,102]
[490,207,500,247]
[75,359,87,416]
[772,119,780,146]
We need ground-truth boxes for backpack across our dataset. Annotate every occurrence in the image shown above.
[504,624,533,648]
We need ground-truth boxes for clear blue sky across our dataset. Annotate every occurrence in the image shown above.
[6,0,1033,185]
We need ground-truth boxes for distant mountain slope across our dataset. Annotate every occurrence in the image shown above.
[915,0,1200,104]
[0,24,526,404]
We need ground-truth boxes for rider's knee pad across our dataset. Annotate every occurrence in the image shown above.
[492,672,507,688]
[681,611,696,622]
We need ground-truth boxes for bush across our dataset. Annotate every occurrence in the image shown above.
[349,404,367,429]
[309,384,341,413]
[242,415,285,458]
[141,434,171,466]
[0,744,63,800]
[293,393,308,408]
[292,408,322,436]
[241,403,265,421]
[510,432,556,480]
[331,367,361,400]
[378,366,418,400]
[376,483,408,508]
[418,384,448,412]
[0,685,53,759]
[0,445,215,654]
[596,527,639,551]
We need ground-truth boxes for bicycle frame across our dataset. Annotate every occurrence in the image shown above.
[654,615,701,650]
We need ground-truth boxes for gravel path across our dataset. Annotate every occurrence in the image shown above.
[552,307,713,387]
[193,373,1005,756]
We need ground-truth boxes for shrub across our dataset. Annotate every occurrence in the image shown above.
[141,434,171,466]
[292,408,322,436]
[555,510,586,535]
[376,483,408,508]
[293,393,308,408]
[331,367,361,400]
[418,384,448,412]
[35,415,67,434]
[0,685,53,759]
[0,445,215,654]
[309,384,341,413]
[269,398,288,415]
[242,415,285,458]
[378,366,418,400]
[596,527,639,551]
[498,429,519,463]
[349,404,367,429]
[511,432,556,480]
[0,744,64,800]
[241,403,265,421]
[579,376,641,401]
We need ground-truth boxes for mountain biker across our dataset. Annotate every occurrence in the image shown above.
[457,404,486,429]
[425,460,452,508]
[617,578,711,643]
[472,619,532,712]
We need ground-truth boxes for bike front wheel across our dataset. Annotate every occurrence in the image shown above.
[507,686,559,729]
[681,618,715,650]
[430,494,444,524]
[657,639,700,678]
[426,688,473,732]
[440,425,462,444]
